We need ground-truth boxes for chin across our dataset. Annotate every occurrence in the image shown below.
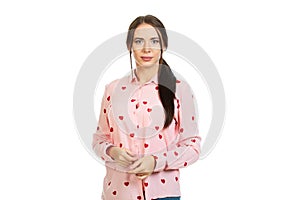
[138,61,159,68]
[141,63,156,68]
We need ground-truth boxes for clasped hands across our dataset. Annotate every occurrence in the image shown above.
[107,146,156,180]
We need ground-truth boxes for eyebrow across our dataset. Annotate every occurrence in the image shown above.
[133,37,160,40]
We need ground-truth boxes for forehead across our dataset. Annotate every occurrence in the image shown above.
[134,24,159,38]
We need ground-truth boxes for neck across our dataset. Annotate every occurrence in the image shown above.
[135,64,159,84]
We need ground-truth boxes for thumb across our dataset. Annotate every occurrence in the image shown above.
[136,173,149,180]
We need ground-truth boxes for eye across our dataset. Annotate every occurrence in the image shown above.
[134,39,143,45]
[151,39,160,45]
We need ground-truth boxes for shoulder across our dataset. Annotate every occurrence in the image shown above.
[105,78,121,92]
[175,78,194,98]
[176,78,191,89]
[104,73,130,93]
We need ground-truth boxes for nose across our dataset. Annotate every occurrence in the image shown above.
[142,48,151,53]
[142,41,151,53]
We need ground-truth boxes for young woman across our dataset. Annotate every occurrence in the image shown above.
[92,15,201,200]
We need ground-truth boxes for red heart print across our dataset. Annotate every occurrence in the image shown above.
[137,196,142,200]
[176,80,181,83]
[161,179,166,184]
[175,177,178,182]
[159,134,162,139]
[112,191,117,195]
[147,108,152,112]
[121,86,126,90]
[119,143,123,148]
[130,133,135,138]
[108,181,111,186]
[97,126,99,131]
[107,96,110,101]
[179,128,184,133]
[184,162,188,167]
[119,116,124,120]
[177,104,180,109]
[174,151,179,156]
[131,99,136,102]
[103,108,106,113]
[124,182,129,186]
[163,153,167,157]
[192,116,195,120]
[110,127,113,132]
[144,182,148,187]
[143,101,147,104]
[191,139,196,143]
[155,86,159,90]
[144,143,149,148]
[155,126,159,130]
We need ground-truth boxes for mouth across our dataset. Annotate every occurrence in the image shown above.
[141,56,153,62]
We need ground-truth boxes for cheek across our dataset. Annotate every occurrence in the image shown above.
[153,50,161,59]
[133,51,142,60]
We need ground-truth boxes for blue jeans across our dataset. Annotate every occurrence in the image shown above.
[143,190,180,200]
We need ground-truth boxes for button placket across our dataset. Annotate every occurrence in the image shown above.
[131,85,142,131]
[136,85,142,114]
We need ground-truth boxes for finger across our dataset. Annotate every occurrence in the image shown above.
[118,155,134,164]
[122,151,138,162]
[125,149,136,157]
[116,160,130,167]
[116,157,132,165]
[129,158,143,170]
[128,164,144,174]
[118,162,130,168]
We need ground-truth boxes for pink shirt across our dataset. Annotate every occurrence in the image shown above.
[92,70,201,200]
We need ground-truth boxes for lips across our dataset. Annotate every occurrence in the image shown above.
[141,56,153,61]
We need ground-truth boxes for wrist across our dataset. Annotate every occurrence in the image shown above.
[106,146,115,158]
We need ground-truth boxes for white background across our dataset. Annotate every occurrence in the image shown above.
[1,1,299,200]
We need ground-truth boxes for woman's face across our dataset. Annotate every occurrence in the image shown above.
[132,23,164,69]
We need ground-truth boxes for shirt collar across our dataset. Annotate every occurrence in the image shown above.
[128,69,158,85]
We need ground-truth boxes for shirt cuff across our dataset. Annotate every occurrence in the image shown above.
[152,151,167,172]
[94,142,115,162]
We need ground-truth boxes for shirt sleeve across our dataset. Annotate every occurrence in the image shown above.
[152,80,201,172]
[92,84,115,162]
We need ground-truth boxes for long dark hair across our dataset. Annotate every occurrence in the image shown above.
[126,15,177,129]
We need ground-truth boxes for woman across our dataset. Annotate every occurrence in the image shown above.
[92,15,201,200]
